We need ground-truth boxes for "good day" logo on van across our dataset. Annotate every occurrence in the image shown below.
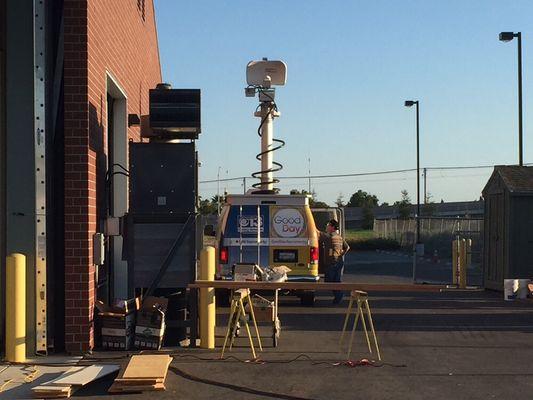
[272,208,305,237]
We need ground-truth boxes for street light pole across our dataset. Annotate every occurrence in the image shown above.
[499,31,523,166]
[415,102,421,243]
[404,100,421,244]
[518,32,523,166]
[405,100,421,284]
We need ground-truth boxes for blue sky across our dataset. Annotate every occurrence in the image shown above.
[154,0,532,205]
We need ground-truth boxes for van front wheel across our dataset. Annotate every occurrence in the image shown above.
[300,292,315,307]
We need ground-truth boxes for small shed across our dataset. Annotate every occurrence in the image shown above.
[482,166,533,290]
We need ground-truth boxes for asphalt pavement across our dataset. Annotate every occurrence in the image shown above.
[2,251,528,400]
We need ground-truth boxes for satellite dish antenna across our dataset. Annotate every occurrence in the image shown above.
[246,59,287,86]
[245,58,287,192]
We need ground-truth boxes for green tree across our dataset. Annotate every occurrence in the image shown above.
[362,206,375,230]
[422,192,437,217]
[346,190,379,208]
[198,196,217,215]
[394,189,411,219]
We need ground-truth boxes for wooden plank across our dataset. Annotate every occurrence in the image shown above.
[32,385,71,393]
[32,385,72,399]
[115,377,164,385]
[122,355,171,379]
[49,364,120,386]
[108,382,165,393]
[189,280,446,292]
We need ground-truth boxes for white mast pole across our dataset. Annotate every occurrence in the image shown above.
[260,103,273,191]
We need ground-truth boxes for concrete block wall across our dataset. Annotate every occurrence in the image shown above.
[63,0,161,353]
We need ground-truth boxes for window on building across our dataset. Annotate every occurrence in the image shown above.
[137,0,145,21]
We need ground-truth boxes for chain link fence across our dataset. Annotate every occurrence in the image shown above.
[374,217,483,262]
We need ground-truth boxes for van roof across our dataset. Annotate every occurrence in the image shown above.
[226,194,309,206]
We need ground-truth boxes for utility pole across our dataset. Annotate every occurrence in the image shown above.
[423,167,427,204]
[308,157,311,194]
[217,166,221,215]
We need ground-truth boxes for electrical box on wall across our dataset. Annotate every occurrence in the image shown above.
[129,142,197,215]
[147,85,201,140]
[93,233,105,265]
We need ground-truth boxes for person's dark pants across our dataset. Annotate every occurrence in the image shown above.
[324,259,344,303]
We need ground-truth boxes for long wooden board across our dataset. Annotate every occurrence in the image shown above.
[108,382,165,393]
[189,280,446,292]
[115,377,164,385]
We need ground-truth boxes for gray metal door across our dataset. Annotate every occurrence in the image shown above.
[487,194,504,285]
[511,197,533,277]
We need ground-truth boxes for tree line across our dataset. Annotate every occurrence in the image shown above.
[199,188,438,229]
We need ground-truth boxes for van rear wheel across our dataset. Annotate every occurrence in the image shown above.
[300,292,315,306]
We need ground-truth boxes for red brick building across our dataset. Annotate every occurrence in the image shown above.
[63,0,162,352]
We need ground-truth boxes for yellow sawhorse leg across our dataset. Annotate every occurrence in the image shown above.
[339,296,354,347]
[346,298,362,360]
[359,300,372,356]
[245,294,263,352]
[228,299,242,351]
[237,299,257,359]
[364,299,381,361]
[221,297,239,358]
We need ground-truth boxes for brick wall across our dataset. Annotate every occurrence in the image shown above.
[63,0,161,353]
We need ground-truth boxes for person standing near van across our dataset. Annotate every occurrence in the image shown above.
[318,219,350,304]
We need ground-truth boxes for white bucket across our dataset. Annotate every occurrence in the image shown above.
[504,279,517,301]
[504,279,531,300]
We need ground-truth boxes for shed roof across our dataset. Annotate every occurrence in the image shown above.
[483,166,533,194]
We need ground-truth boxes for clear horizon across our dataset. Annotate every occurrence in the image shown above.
[154,0,532,205]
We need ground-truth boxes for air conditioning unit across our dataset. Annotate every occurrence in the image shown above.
[146,84,201,139]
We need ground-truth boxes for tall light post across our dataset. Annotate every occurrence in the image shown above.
[404,100,421,246]
[499,31,523,166]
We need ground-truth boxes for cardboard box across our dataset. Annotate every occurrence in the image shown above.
[134,296,168,350]
[234,264,257,282]
[249,295,275,322]
[96,297,140,350]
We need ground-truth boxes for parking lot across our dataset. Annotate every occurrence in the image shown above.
[3,251,530,400]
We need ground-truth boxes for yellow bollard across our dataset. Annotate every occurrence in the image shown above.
[200,246,216,349]
[466,239,472,270]
[459,239,467,289]
[452,239,459,285]
[6,253,26,362]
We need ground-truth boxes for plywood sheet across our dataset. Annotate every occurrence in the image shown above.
[50,364,119,386]
[122,355,171,379]
[40,367,85,386]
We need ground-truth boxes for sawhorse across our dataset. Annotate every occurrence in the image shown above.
[339,290,381,360]
[221,288,262,359]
